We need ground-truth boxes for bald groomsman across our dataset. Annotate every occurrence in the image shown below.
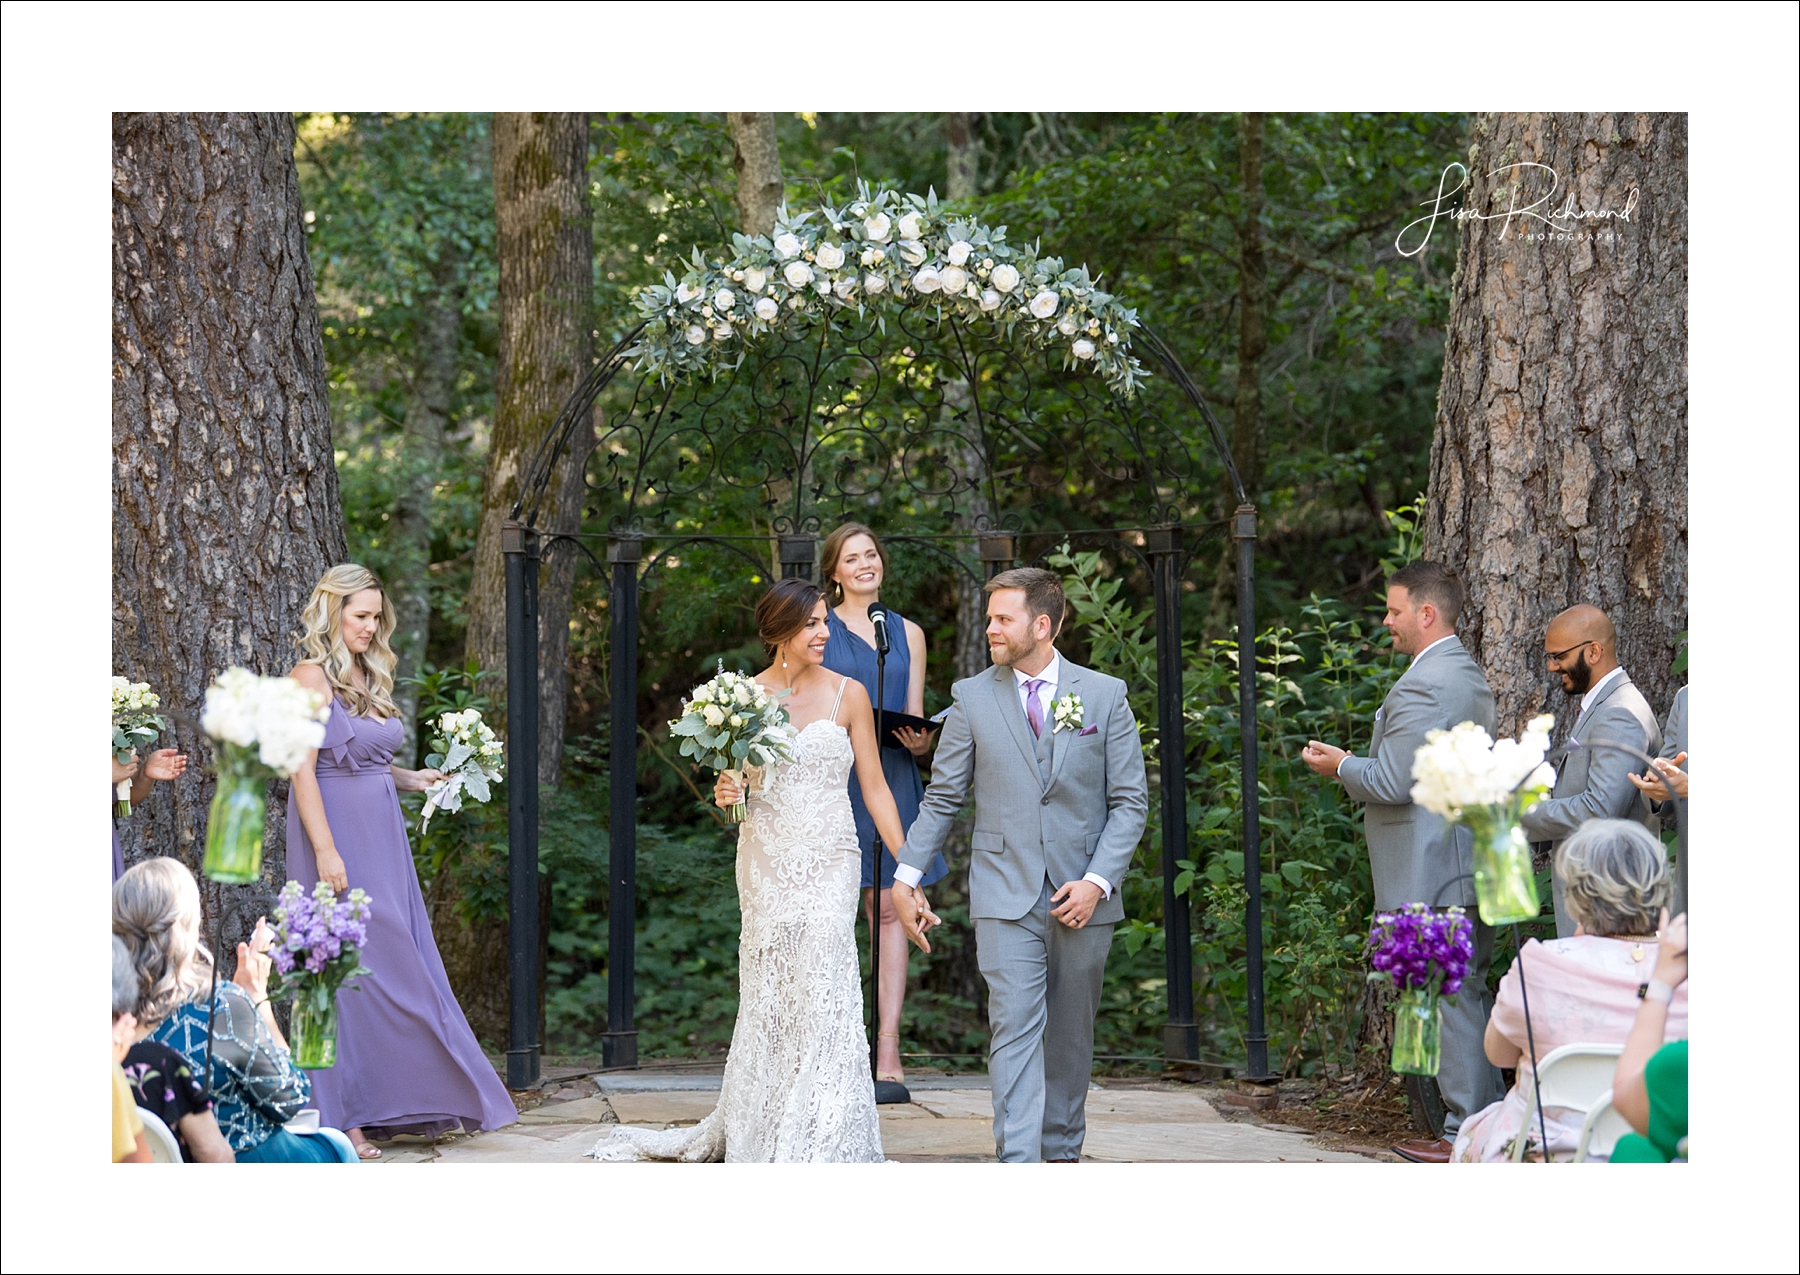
[1520,605,1662,937]
[1302,561,1504,1163]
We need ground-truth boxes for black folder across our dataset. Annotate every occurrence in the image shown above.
[877,710,941,749]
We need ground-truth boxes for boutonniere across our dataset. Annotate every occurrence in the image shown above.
[1051,692,1084,734]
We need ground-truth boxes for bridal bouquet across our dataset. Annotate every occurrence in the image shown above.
[198,667,333,883]
[112,677,168,816]
[420,708,505,831]
[1410,715,1558,925]
[1367,903,1475,1076]
[670,664,794,823]
[266,879,374,1069]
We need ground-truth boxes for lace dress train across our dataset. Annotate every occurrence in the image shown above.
[591,696,884,1163]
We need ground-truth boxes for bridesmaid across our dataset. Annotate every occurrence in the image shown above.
[112,744,188,882]
[819,522,949,1084]
[286,563,517,1159]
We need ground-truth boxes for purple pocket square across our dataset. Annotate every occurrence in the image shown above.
[1077,724,1099,737]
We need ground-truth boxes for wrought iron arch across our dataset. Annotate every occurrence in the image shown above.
[498,295,1272,1090]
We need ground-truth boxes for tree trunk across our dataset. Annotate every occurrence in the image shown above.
[464,112,593,786]
[944,113,980,201]
[388,264,461,767]
[1233,112,1267,494]
[1422,113,1687,734]
[727,112,783,237]
[113,112,346,943]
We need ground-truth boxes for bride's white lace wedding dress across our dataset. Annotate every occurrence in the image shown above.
[591,678,884,1163]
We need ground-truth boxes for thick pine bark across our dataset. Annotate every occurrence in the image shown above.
[727,112,783,237]
[1422,113,1687,734]
[944,112,979,202]
[113,112,346,940]
[464,112,593,786]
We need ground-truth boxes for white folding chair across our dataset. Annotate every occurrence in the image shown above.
[136,1108,182,1163]
[1573,1089,1635,1162]
[1508,1043,1623,1162]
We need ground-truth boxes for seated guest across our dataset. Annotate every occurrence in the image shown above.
[114,858,341,1163]
[113,937,151,1163]
[1451,820,1688,1162]
[1611,909,1688,1162]
[120,929,234,1161]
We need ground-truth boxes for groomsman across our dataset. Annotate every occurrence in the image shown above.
[1520,604,1662,937]
[1302,561,1505,1163]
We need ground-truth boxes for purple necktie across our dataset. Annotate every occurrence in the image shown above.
[1024,678,1047,737]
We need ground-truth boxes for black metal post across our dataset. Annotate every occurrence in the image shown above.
[979,532,1015,582]
[604,534,642,1070]
[779,534,817,581]
[1233,505,1274,1082]
[869,613,909,1105]
[1146,527,1199,1070]
[502,522,541,1090]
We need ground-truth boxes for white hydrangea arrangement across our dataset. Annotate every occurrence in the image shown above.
[628,183,1148,397]
[200,667,333,778]
[112,676,168,815]
[1409,715,1558,822]
[420,708,506,831]
[670,664,796,823]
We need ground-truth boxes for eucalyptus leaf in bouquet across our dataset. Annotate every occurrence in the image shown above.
[421,708,505,831]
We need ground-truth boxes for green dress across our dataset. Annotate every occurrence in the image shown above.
[1611,1039,1687,1162]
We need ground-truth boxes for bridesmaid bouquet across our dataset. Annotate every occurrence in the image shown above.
[420,709,505,831]
[1367,903,1474,1077]
[670,664,794,823]
[112,676,168,816]
[198,668,333,884]
[267,878,374,1069]
[1410,715,1558,925]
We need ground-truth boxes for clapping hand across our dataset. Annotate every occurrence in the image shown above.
[233,916,276,1003]
[1629,754,1688,802]
[143,747,188,782]
[1300,740,1348,779]
[891,883,942,953]
[1654,908,1687,988]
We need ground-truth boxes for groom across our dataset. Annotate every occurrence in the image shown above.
[893,568,1147,1163]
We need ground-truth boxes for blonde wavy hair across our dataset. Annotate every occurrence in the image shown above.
[296,563,398,719]
[113,857,213,1025]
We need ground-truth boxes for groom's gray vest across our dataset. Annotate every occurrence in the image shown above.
[899,659,1148,926]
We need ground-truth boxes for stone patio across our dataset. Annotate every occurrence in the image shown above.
[368,1066,1383,1164]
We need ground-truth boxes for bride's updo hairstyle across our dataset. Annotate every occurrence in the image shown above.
[296,562,399,719]
[756,578,824,664]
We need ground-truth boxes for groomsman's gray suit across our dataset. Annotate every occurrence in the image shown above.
[1520,670,1662,937]
[899,656,1147,1162]
[1657,684,1688,914]
[1336,635,1505,1135]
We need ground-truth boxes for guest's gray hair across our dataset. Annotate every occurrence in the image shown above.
[1555,819,1671,937]
[112,935,139,1019]
[113,857,213,1023]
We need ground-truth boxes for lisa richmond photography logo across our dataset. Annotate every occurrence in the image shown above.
[1395,162,1640,257]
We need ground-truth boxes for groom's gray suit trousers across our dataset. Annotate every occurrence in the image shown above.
[978,878,1113,1163]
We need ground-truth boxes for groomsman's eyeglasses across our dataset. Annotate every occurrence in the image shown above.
[1544,641,1593,667]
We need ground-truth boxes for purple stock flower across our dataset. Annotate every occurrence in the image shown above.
[1366,904,1473,994]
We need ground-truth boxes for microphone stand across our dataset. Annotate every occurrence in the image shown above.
[869,609,910,1106]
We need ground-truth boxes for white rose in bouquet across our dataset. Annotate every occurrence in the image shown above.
[1028,289,1060,319]
[713,287,736,311]
[1072,337,1096,359]
[979,288,1002,311]
[685,324,707,345]
[783,261,814,289]
[863,212,891,241]
[815,278,832,295]
[833,278,856,300]
[990,263,1021,293]
[947,240,972,266]
[939,264,970,294]
[754,296,780,321]
[744,268,767,293]
[896,211,923,240]
[912,266,942,293]
[815,242,846,270]
[898,239,927,266]
[863,272,888,294]
[774,232,803,259]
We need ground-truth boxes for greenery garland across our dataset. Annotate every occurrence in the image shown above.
[627,182,1149,397]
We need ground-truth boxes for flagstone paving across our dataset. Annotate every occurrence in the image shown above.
[368,1068,1383,1164]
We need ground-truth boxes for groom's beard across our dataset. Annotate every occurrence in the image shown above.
[988,633,1041,669]
[1559,650,1594,696]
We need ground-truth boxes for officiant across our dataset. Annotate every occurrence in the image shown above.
[820,522,949,1087]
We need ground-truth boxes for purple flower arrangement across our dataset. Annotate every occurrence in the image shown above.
[1367,903,1474,998]
[266,880,373,1013]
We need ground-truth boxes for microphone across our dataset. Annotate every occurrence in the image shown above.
[870,609,890,656]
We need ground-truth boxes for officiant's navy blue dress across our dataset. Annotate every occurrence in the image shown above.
[823,607,948,890]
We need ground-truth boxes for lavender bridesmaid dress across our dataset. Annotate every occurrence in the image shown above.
[286,698,517,1137]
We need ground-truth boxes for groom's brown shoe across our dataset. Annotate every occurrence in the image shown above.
[1391,1137,1452,1163]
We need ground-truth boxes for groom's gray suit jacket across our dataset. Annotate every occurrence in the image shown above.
[899,658,1148,925]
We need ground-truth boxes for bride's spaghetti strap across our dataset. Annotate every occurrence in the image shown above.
[831,676,848,724]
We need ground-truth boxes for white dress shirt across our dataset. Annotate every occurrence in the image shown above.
[893,649,1114,900]
[1334,632,1457,776]
[1580,665,1627,716]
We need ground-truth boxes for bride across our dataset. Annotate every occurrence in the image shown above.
[591,579,936,1163]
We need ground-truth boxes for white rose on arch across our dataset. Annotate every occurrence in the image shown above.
[675,281,700,304]
[713,322,733,341]
[898,239,927,266]
[1029,290,1060,319]
[863,272,888,294]
[783,261,814,289]
[754,296,780,321]
[744,268,767,293]
[896,211,923,240]
[815,278,831,295]
[774,232,803,259]
[684,324,707,345]
[1057,316,1078,336]
[947,240,972,266]
[1072,337,1096,360]
[816,242,846,270]
[939,264,970,294]
[990,263,1020,293]
[863,212,891,242]
[714,288,737,311]
[833,277,856,300]
[979,288,1002,311]
[912,266,942,293]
